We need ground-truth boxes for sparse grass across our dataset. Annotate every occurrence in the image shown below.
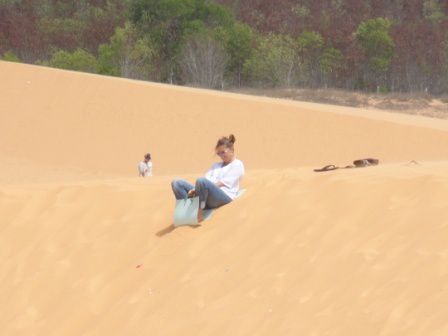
[229,87,448,119]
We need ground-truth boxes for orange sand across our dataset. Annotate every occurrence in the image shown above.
[1,61,448,335]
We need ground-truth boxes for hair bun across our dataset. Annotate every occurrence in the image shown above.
[215,134,236,150]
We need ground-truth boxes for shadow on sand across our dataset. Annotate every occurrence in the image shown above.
[156,223,201,237]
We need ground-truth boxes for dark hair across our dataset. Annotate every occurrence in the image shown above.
[144,153,151,160]
[215,134,236,150]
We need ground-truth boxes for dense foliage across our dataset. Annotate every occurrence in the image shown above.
[1,0,447,92]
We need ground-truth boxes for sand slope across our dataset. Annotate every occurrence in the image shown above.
[2,61,448,178]
[1,61,448,335]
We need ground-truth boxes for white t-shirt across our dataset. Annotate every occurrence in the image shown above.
[205,159,245,199]
[138,161,152,177]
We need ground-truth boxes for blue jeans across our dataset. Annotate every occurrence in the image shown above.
[171,177,232,210]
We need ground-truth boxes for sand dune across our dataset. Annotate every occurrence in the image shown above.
[1,61,448,335]
[2,61,448,177]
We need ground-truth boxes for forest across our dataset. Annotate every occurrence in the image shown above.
[1,0,447,93]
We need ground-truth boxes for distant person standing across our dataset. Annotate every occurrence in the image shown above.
[138,153,153,177]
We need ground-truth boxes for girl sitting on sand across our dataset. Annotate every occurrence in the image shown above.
[171,134,245,223]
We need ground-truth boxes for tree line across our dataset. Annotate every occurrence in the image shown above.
[1,0,447,93]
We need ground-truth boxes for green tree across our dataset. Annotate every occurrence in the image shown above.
[244,34,297,87]
[356,18,395,89]
[98,23,156,80]
[297,31,324,87]
[128,0,234,82]
[47,49,98,73]
[215,22,254,86]
[2,51,21,62]
[319,47,344,87]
